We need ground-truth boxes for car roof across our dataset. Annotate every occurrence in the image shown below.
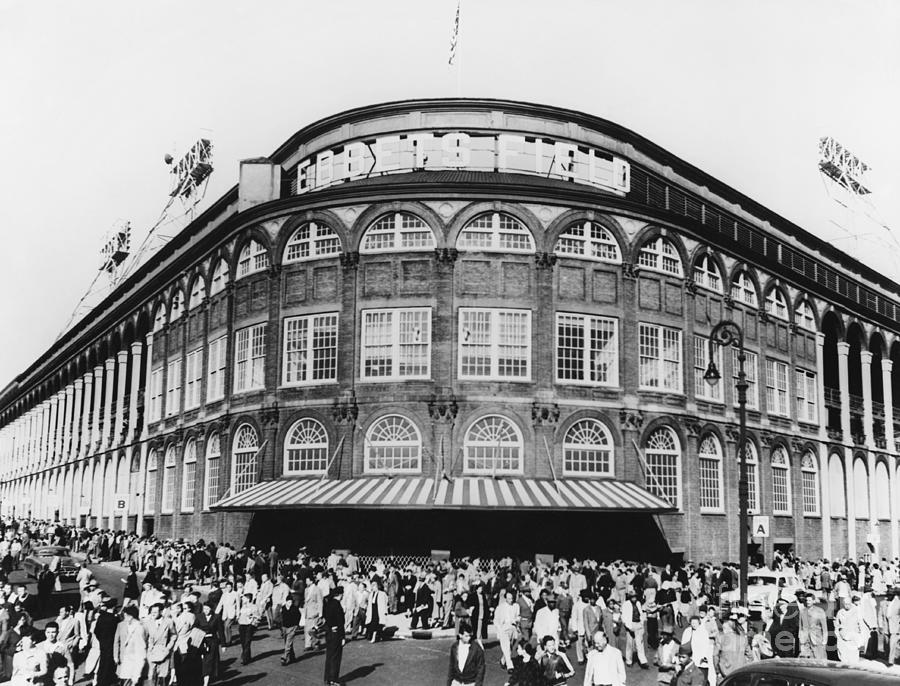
[729,658,898,684]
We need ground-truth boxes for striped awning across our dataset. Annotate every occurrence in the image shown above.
[212,476,675,513]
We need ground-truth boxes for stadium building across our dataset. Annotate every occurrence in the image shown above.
[1,99,898,563]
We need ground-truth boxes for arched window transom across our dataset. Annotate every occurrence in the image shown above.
[237,239,269,279]
[637,237,683,276]
[765,289,789,321]
[554,221,621,264]
[563,419,613,476]
[457,212,534,254]
[644,427,681,508]
[284,418,329,474]
[693,254,723,293]
[361,213,435,254]
[800,451,820,516]
[464,415,523,475]
[365,415,422,473]
[771,446,791,515]
[284,221,342,263]
[698,434,723,511]
[731,271,758,307]
[232,424,260,495]
[210,260,229,296]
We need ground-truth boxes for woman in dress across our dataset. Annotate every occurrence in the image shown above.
[10,629,47,686]
[197,601,222,685]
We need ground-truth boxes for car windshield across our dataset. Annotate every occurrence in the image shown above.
[34,547,68,556]
[749,576,774,586]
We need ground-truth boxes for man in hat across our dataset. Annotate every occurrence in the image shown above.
[323,586,346,686]
[772,594,800,658]
[798,591,828,660]
[517,585,534,644]
[674,642,705,686]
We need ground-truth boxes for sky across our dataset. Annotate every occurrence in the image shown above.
[0,0,898,389]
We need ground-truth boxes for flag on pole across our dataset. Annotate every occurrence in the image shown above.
[448,0,460,65]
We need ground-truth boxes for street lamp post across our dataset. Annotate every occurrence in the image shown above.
[704,320,749,608]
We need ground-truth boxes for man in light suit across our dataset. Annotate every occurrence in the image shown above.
[622,590,649,668]
[798,591,828,660]
[142,603,175,686]
[446,622,484,686]
[887,590,900,664]
[55,605,81,662]
[304,576,324,651]
[215,580,240,646]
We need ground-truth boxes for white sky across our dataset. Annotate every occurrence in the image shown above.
[1,0,898,389]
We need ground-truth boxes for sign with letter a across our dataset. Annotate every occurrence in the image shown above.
[752,515,770,538]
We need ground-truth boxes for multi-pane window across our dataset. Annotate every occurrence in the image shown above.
[553,220,621,263]
[361,308,431,381]
[284,418,329,474]
[733,349,759,410]
[189,276,206,309]
[232,424,260,495]
[556,313,618,386]
[765,359,789,417]
[698,434,723,511]
[210,260,229,296]
[364,415,421,473]
[204,434,221,510]
[234,324,266,392]
[456,212,535,253]
[639,324,682,393]
[161,446,177,513]
[206,336,227,402]
[284,222,342,262]
[165,359,182,417]
[184,349,203,410]
[637,237,683,276]
[797,300,816,331]
[771,446,792,515]
[360,213,435,253]
[237,239,269,279]
[149,368,163,422]
[731,271,758,307]
[740,442,760,514]
[693,336,723,403]
[181,439,197,512]
[464,415,523,474]
[169,291,183,322]
[693,254,723,293]
[800,452,820,516]
[644,428,681,509]
[459,309,531,380]
[796,369,818,423]
[563,419,613,476]
[283,313,338,385]
[144,451,158,514]
[765,288,789,320]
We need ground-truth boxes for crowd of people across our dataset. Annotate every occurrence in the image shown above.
[2,517,900,685]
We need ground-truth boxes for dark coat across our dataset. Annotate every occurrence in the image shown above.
[446,640,485,686]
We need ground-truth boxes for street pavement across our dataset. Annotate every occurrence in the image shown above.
[18,562,663,685]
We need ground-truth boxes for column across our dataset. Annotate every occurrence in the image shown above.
[62,384,74,461]
[883,359,898,559]
[54,390,67,462]
[48,395,59,464]
[837,342,852,439]
[141,333,154,441]
[128,341,143,444]
[80,372,93,455]
[845,446,857,559]
[102,358,115,449]
[861,351,875,448]
[819,443,832,560]
[72,379,84,457]
[92,366,104,452]
[135,442,148,536]
[114,350,128,446]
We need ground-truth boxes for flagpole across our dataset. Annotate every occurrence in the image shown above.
[456,0,461,97]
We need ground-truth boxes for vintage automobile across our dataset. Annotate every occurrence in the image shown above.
[720,568,808,616]
[22,545,79,581]
[720,658,899,686]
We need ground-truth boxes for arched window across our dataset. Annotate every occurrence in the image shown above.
[360,212,435,253]
[144,450,158,514]
[644,427,681,508]
[464,415,523,474]
[771,446,792,515]
[153,304,166,333]
[457,212,535,253]
[554,220,621,263]
[875,461,890,520]
[284,418,329,474]
[181,439,197,512]
[364,415,422,473]
[698,434,723,511]
[237,239,269,279]
[797,300,816,332]
[829,454,846,517]
[637,237,683,277]
[739,441,761,514]
[161,445,177,513]
[801,451,820,516]
[189,276,206,310]
[563,419,613,476]
[284,221,342,263]
[854,458,870,519]
[693,254,723,293]
[765,289,789,321]
[169,290,183,322]
[232,424,260,495]
[731,271,758,307]
[204,433,221,510]
[210,260,229,296]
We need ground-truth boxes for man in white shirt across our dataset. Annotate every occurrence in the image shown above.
[272,574,291,635]
[621,590,649,668]
[216,580,241,646]
[533,594,561,643]
[583,630,626,686]
[681,615,712,672]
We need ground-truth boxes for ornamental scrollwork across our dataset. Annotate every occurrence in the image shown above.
[532,402,560,426]
[534,252,557,270]
[428,394,459,423]
[619,409,644,432]
[434,248,459,264]
[340,251,360,270]
[332,396,359,424]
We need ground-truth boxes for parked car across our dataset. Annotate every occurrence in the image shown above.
[720,568,809,616]
[720,658,899,686]
[22,545,79,581]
